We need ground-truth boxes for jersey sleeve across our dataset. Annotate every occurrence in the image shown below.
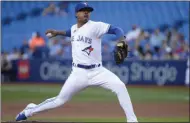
[95,22,110,38]
[65,29,71,37]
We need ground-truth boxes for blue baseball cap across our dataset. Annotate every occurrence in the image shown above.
[75,2,94,13]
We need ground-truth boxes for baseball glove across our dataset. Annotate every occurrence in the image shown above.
[114,41,129,64]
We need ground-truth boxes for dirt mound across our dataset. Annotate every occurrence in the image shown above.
[2,102,189,120]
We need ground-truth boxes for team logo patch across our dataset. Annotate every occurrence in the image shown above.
[82,45,94,55]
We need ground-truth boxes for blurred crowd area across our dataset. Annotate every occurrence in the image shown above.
[1,25,189,62]
[1,1,189,63]
[125,25,189,60]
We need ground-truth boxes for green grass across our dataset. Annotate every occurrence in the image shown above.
[1,84,189,122]
[1,84,189,103]
[2,116,189,122]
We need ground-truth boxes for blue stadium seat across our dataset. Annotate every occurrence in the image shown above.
[2,1,189,51]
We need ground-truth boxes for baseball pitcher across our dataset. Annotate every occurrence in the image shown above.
[16,2,138,122]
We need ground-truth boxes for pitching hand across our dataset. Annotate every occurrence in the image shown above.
[45,29,58,38]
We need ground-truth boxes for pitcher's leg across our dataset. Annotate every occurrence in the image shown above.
[24,69,88,117]
[111,82,137,122]
[90,67,138,122]
[25,96,56,116]
[185,66,189,86]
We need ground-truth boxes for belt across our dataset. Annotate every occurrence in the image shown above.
[72,63,101,69]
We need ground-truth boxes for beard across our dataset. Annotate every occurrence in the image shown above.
[77,14,90,24]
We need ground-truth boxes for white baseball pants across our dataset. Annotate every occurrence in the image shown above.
[24,66,138,122]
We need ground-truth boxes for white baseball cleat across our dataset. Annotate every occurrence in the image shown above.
[15,103,37,121]
[127,119,138,123]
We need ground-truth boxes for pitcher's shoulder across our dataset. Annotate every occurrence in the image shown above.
[71,24,77,29]
[89,20,107,28]
[71,24,78,32]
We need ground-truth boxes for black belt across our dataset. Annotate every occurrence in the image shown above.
[72,63,101,69]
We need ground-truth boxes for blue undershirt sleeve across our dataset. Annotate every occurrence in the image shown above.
[65,29,71,37]
[107,25,125,40]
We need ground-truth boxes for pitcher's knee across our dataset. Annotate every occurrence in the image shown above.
[53,97,65,106]
[113,82,127,94]
[118,82,126,89]
[55,93,72,105]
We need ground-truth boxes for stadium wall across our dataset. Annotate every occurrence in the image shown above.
[12,59,188,86]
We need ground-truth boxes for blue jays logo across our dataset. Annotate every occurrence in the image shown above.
[82,45,94,55]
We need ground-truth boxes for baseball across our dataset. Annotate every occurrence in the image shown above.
[46,33,52,37]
